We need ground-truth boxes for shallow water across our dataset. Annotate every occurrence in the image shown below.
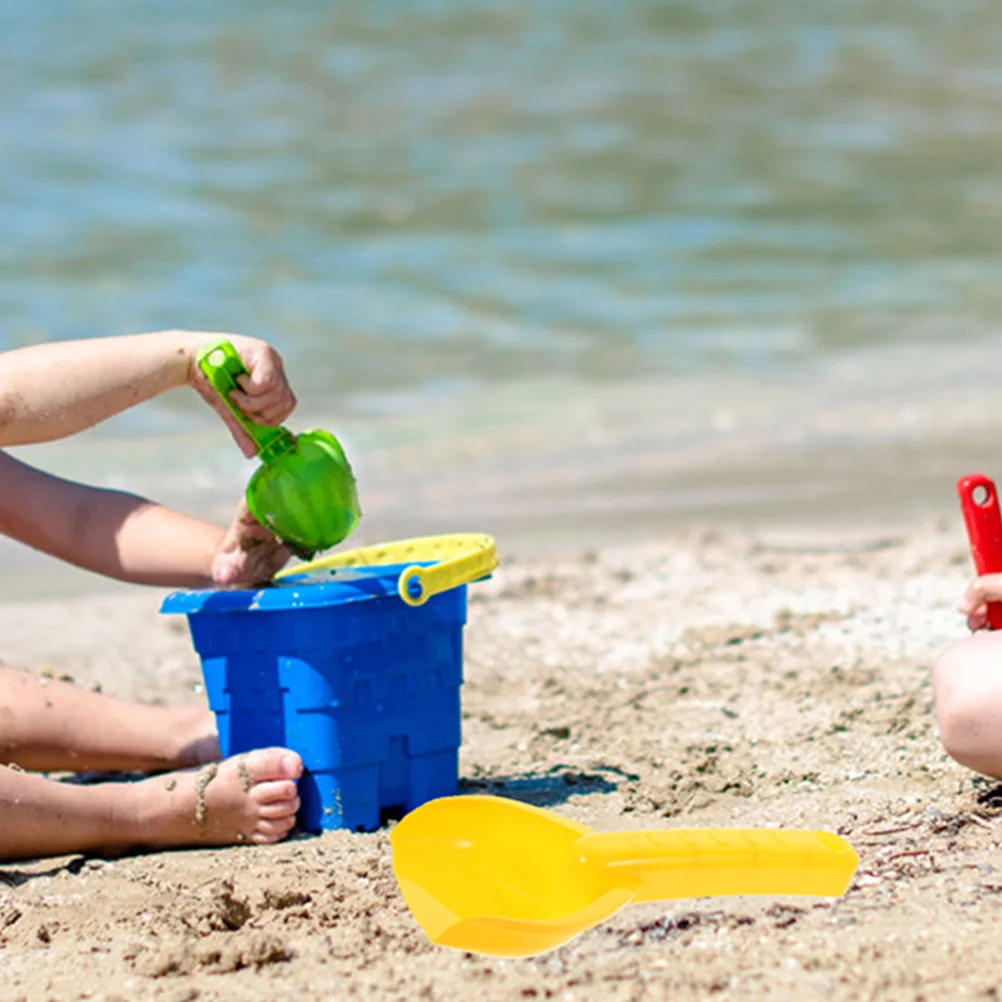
[5,2,1002,401]
[3,1,1002,592]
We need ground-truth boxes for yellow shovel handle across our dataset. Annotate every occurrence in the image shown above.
[578,827,858,901]
[274,533,498,607]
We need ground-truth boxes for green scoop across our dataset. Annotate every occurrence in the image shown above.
[198,338,361,557]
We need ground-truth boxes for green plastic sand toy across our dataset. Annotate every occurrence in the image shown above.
[198,338,361,557]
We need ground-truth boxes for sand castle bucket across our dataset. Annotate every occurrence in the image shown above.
[160,534,497,832]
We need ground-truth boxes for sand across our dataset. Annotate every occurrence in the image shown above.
[1,518,1001,1001]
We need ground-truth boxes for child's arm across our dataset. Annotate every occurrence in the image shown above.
[0,330,296,457]
[0,451,286,588]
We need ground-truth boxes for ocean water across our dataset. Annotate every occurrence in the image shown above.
[4,1,1002,591]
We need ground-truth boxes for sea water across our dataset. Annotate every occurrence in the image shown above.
[3,1,1002,593]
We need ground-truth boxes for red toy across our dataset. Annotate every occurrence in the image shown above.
[958,474,1002,631]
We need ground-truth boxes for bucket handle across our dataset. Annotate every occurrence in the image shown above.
[273,533,498,607]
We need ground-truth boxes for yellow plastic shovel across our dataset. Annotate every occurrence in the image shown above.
[390,795,858,957]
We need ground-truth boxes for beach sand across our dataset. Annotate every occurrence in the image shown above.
[1,517,999,1001]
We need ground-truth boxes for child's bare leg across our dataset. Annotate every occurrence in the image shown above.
[0,747,301,861]
[0,662,218,773]
[933,632,1002,778]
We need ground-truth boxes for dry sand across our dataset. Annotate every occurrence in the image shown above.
[1,519,1001,1001]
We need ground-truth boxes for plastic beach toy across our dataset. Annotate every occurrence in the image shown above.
[161,533,500,832]
[391,795,858,958]
[275,532,498,607]
[198,338,360,557]
[958,474,1002,630]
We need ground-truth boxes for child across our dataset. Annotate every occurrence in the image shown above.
[934,576,1002,778]
[0,330,304,861]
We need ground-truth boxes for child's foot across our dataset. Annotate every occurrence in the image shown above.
[135,747,302,848]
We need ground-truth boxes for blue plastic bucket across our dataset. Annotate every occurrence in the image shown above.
[160,563,466,832]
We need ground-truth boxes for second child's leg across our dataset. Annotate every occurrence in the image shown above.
[0,662,218,773]
[933,632,1002,778]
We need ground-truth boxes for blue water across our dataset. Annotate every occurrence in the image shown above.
[5,0,1002,595]
[5,0,1002,427]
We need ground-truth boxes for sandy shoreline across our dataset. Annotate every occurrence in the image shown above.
[2,517,1000,1000]
[8,337,1002,604]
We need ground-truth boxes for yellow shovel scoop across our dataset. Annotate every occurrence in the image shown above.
[391,795,858,957]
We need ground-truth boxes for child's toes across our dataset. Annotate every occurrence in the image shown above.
[251,829,284,845]
[258,797,300,820]
[251,779,299,805]
[252,818,297,843]
[243,748,303,783]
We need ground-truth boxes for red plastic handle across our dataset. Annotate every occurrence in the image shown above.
[958,474,1002,630]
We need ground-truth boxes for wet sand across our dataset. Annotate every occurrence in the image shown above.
[1,517,999,1001]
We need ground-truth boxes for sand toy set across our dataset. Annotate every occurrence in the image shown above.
[162,341,499,831]
[163,342,858,957]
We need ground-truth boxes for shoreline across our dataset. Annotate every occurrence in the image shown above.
[4,336,1001,601]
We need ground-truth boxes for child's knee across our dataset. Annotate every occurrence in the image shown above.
[933,637,1002,773]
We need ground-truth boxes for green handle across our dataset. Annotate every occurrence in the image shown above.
[196,338,294,463]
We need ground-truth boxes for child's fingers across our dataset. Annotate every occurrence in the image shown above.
[235,546,290,586]
[231,352,293,404]
[968,609,989,632]
[214,545,286,587]
[228,497,254,523]
[188,333,297,431]
[962,574,1002,613]
[230,385,296,426]
[238,344,284,392]
[211,500,290,586]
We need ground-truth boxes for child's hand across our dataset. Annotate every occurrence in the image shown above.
[959,574,1002,631]
[211,500,290,587]
[186,333,298,458]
